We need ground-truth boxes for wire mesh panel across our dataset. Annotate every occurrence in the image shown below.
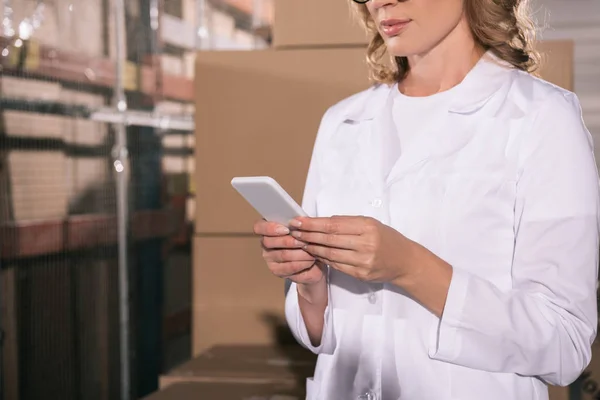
[0,0,272,399]
[0,75,122,400]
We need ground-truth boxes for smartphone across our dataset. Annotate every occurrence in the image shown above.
[231,176,307,226]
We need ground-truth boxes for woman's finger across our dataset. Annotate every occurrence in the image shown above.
[270,260,316,278]
[287,265,324,285]
[304,244,358,265]
[262,235,305,250]
[267,248,315,263]
[253,219,291,237]
[290,230,358,250]
[290,216,368,235]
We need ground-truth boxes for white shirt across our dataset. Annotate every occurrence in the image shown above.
[285,52,600,400]
[386,86,456,177]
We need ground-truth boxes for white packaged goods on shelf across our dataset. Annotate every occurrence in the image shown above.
[61,89,108,207]
[2,111,65,140]
[1,77,62,101]
[60,89,105,108]
[161,14,196,50]
[2,0,104,56]
[197,34,257,50]
[7,152,69,221]
[0,111,69,221]
[210,10,236,38]
[0,79,109,221]
[156,101,187,115]
[161,54,185,76]
[186,134,195,174]
[234,29,255,47]
[184,104,195,115]
[186,197,195,222]
[182,0,198,24]
[184,52,196,80]
[162,133,194,175]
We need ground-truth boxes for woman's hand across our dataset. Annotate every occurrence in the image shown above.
[253,219,325,285]
[289,215,453,316]
[289,215,418,285]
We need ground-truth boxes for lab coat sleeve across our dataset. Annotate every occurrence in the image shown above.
[284,107,336,355]
[428,92,600,386]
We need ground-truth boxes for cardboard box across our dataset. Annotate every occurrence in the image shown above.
[272,0,368,48]
[160,344,316,390]
[194,47,370,234]
[193,236,294,352]
[193,40,573,234]
[548,385,569,400]
[536,40,574,91]
[573,338,600,399]
[145,381,303,400]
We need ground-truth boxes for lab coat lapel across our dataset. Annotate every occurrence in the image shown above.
[339,52,512,190]
[356,91,395,193]
[340,85,394,194]
[384,51,513,186]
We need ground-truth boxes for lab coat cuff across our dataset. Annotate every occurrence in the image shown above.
[428,266,470,362]
[285,280,335,355]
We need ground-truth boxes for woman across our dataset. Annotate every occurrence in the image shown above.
[254,0,600,398]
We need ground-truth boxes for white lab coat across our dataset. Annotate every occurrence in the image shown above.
[285,53,600,400]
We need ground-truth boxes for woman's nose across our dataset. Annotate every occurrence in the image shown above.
[369,0,398,10]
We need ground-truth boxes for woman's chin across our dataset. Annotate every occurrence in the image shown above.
[384,39,423,59]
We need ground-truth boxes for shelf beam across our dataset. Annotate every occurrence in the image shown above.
[0,36,194,102]
[0,210,178,260]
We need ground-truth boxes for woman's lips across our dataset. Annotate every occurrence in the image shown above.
[380,18,411,36]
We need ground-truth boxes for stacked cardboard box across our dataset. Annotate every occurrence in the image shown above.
[156,344,316,399]
[191,1,578,399]
[160,344,316,387]
[143,381,303,400]
[272,0,367,48]
[193,47,371,352]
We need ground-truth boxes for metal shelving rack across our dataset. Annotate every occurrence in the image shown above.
[0,0,272,399]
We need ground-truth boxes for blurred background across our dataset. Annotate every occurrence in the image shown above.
[0,1,598,400]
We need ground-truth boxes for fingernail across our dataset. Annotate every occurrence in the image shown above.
[290,231,301,238]
[276,226,290,235]
[289,219,302,228]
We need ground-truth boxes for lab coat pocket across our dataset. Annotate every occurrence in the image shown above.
[393,318,450,400]
[392,319,414,398]
[307,353,334,400]
[305,378,316,400]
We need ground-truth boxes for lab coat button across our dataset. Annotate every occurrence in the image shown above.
[370,198,383,208]
[357,391,377,400]
[368,292,377,304]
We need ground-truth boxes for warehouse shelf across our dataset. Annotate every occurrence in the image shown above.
[91,107,195,132]
[0,98,92,118]
[0,210,178,260]
[0,98,195,133]
[217,0,273,26]
[164,307,192,341]
[0,36,194,102]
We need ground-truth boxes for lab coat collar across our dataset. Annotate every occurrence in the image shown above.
[342,51,513,122]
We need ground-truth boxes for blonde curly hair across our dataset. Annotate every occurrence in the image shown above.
[350,0,540,84]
